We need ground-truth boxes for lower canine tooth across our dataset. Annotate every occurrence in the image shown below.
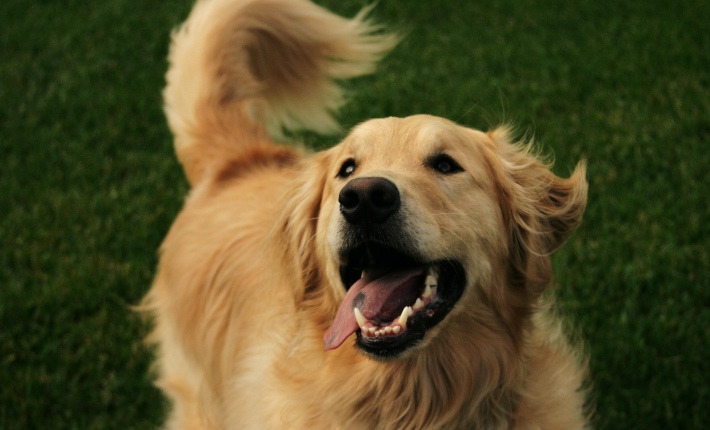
[413,298,424,311]
[398,306,412,327]
[353,307,367,328]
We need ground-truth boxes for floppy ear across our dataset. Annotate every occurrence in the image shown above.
[275,151,332,303]
[486,128,588,295]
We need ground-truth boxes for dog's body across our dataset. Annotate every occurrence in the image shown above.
[143,0,591,428]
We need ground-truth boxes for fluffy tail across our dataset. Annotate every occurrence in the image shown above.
[163,0,397,184]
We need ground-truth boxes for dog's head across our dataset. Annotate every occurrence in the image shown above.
[296,115,587,359]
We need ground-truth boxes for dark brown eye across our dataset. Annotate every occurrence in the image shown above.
[337,158,357,178]
[427,154,463,175]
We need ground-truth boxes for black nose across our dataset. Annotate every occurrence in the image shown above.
[339,177,400,225]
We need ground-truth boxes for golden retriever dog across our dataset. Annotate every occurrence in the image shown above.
[142,0,591,428]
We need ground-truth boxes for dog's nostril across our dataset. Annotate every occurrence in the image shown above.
[339,188,360,210]
[339,177,400,224]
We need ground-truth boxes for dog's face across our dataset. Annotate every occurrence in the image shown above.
[313,115,587,360]
[315,116,513,358]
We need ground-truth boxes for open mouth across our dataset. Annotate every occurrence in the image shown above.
[324,242,466,359]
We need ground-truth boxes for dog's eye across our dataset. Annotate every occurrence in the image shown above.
[427,154,463,175]
[337,158,357,178]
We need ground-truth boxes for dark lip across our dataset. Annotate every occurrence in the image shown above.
[338,241,466,359]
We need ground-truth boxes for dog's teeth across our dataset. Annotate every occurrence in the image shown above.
[422,285,432,299]
[353,307,367,328]
[426,267,438,286]
[413,298,424,311]
[385,326,393,334]
[368,327,376,334]
[398,310,408,327]
[361,271,366,279]
[431,286,437,298]
[398,306,412,327]
[393,325,401,334]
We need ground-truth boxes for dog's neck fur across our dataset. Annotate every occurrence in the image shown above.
[276,313,523,429]
[274,265,526,430]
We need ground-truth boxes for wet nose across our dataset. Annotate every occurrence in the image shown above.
[339,177,400,225]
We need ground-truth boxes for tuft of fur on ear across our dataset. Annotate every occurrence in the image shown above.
[486,127,588,295]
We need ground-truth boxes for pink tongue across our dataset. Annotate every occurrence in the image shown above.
[324,267,425,350]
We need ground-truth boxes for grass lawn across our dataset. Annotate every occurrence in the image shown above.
[1,0,708,428]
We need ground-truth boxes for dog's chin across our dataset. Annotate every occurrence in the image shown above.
[338,242,466,360]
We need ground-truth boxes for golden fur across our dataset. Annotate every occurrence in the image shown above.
[142,0,591,428]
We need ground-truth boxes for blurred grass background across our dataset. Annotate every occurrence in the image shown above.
[1,0,708,428]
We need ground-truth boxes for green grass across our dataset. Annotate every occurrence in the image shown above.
[1,0,708,428]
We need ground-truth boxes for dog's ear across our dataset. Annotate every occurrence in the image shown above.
[486,128,588,295]
[276,151,332,302]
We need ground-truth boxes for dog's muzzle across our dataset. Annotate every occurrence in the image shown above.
[325,177,466,359]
